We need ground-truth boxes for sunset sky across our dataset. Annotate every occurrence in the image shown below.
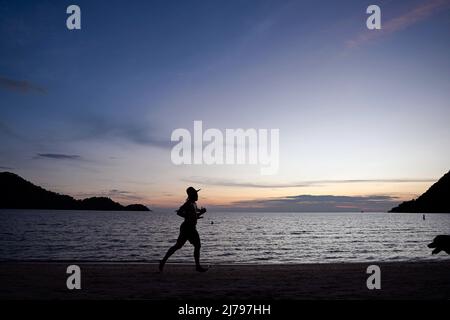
[1,0,449,212]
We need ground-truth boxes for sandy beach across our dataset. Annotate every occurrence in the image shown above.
[1,261,449,300]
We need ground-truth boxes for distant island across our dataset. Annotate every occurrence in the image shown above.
[390,170,450,213]
[0,172,151,211]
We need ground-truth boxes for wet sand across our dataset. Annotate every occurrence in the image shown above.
[1,261,449,300]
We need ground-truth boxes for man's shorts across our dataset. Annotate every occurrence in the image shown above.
[177,222,201,247]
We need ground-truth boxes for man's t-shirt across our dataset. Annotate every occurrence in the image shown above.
[179,201,198,226]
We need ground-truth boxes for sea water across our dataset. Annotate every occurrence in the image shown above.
[1,210,449,264]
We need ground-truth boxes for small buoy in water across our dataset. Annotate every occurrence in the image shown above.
[211,221,214,224]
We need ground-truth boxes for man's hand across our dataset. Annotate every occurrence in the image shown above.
[200,207,207,214]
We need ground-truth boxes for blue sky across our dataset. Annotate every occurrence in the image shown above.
[1,0,449,211]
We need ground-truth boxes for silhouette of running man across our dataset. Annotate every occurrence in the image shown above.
[159,187,208,272]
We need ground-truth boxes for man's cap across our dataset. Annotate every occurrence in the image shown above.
[186,186,201,196]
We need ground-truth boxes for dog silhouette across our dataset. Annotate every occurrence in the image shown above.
[428,235,450,255]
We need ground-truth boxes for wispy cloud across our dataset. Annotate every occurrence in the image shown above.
[0,76,46,94]
[35,153,82,160]
[184,177,436,189]
[73,114,171,149]
[346,0,450,48]
[104,189,144,201]
[214,194,400,212]
[0,121,25,141]
[75,189,145,203]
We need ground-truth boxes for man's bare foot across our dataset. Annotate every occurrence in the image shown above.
[196,265,208,272]
[159,260,165,272]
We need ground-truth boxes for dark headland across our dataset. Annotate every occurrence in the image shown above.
[390,170,450,213]
[0,172,150,211]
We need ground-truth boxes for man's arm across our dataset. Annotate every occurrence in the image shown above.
[196,206,207,218]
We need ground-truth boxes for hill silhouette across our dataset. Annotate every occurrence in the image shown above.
[0,172,150,211]
[390,170,450,213]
